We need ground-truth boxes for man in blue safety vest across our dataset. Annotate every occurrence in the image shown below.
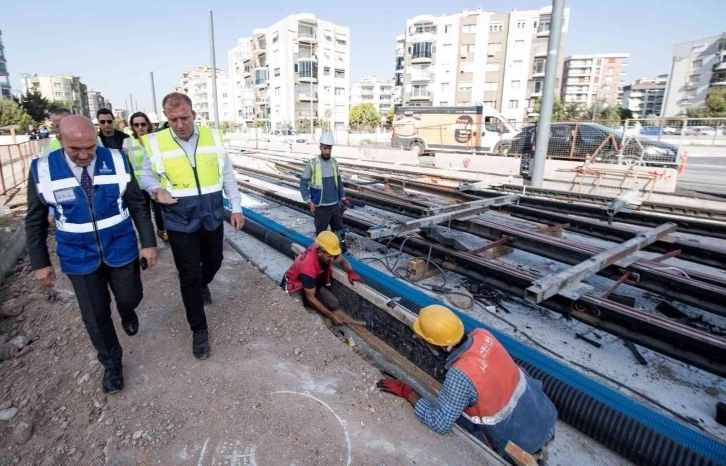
[24,115,158,394]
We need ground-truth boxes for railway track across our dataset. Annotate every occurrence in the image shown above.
[233,168,726,377]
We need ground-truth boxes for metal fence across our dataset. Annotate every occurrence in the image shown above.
[0,140,42,195]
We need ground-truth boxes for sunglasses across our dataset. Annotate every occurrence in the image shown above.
[99,120,114,124]
[133,122,148,128]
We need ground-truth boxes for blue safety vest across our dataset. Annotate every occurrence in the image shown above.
[31,147,138,274]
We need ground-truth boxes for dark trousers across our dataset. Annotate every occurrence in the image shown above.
[314,204,345,235]
[289,286,340,311]
[142,191,165,231]
[67,259,142,368]
[166,224,224,332]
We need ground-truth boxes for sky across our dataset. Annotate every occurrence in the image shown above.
[3,0,725,115]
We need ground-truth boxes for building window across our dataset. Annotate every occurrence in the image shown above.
[412,42,433,60]
[514,40,525,51]
[511,80,521,90]
[411,84,429,97]
[55,92,64,97]
[485,62,501,72]
[54,82,62,88]
[335,87,345,96]
[487,43,502,55]
[489,23,503,33]
[274,68,280,77]
[462,25,476,34]
[688,74,700,84]
[484,101,497,108]
[324,67,331,76]
[533,58,546,74]
[444,24,452,33]
[335,52,345,63]
[517,21,526,29]
[223,93,228,98]
[335,69,345,78]
[512,60,523,71]
[484,82,498,91]
[336,38,347,46]
[538,21,550,33]
[441,83,450,92]
[508,100,519,109]
[693,59,703,68]
[275,87,280,96]
[325,86,331,95]
[458,82,473,91]
[439,101,449,106]
[298,61,318,79]
[460,44,475,56]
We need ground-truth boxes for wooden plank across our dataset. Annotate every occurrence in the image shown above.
[505,441,538,466]
[408,258,441,281]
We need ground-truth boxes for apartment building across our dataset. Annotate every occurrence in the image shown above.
[621,76,667,118]
[561,53,629,108]
[21,74,89,117]
[229,13,351,130]
[350,76,396,116]
[394,35,405,105]
[396,6,570,122]
[87,89,111,118]
[663,33,726,116]
[228,38,255,126]
[0,30,11,99]
[176,66,232,125]
[113,108,128,122]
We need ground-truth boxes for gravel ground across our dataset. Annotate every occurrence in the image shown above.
[0,231,494,466]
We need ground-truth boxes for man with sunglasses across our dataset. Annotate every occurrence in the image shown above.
[281,231,361,326]
[97,108,128,150]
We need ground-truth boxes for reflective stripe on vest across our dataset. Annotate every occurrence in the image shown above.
[36,149,130,234]
[142,127,225,198]
[122,137,146,179]
[452,329,526,426]
[309,157,338,203]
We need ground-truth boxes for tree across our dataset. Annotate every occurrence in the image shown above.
[686,106,709,118]
[533,97,584,121]
[48,99,75,113]
[386,107,395,125]
[349,103,381,128]
[0,99,35,130]
[705,88,726,117]
[253,119,266,128]
[618,108,634,122]
[19,90,50,123]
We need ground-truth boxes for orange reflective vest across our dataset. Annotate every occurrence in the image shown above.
[452,328,526,425]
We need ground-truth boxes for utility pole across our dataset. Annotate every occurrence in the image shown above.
[129,93,134,113]
[150,71,158,116]
[530,0,565,188]
[208,10,220,129]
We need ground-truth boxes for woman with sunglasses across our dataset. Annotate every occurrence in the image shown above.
[123,112,168,243]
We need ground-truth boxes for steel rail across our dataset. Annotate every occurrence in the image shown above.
[235,177,726,377]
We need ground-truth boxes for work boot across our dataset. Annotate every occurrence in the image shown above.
[192,330,210,360]
[202,286,213,306]
[102,366,124,394]
[121,312,139,336]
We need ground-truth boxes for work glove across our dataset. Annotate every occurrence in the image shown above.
[347,270,362,285]
[377,379,413,400]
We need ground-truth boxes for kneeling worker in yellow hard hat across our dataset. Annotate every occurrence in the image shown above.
[378,305,557,464]
[281,231,362,326]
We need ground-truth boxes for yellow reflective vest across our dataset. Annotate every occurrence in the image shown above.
[140,126,226,233]
[122,136,145,180]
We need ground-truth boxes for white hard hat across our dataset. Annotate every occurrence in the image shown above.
[319,132,335,145]
[148,112,160,124]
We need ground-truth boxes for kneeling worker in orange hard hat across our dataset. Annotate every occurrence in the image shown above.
[281,231,362,326]
[378,305,557,464]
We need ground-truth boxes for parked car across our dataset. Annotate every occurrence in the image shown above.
[683,126,717,136]
[266,128,307,144]
[508,122,679,166]
[663,126,682,135]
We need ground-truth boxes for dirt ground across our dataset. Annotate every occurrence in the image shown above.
[0,234,493,465]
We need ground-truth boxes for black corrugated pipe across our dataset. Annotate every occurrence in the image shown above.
[226,211,723,466]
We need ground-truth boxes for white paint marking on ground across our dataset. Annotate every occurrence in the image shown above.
[270,391,352,466]
[197,437,210,466]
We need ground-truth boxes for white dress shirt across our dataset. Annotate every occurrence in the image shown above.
[64,152,96,182]
[138,125,242,213]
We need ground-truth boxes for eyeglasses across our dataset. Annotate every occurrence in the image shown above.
[99,120,114,124]
[133,122,148,128]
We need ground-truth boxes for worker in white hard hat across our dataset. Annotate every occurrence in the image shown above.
[377,305,557,464]
[147,112,160,131]
[299,132,350,244]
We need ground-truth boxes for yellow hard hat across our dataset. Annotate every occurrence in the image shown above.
[315,231,342,256]
[413,305,465,347]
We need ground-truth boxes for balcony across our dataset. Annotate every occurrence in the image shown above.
[253,39,267,55]
[410,70,431,82]
[410,90,432,101]
[256,97,269,105]
[298,62,318,83]
[242,68,251,77]
[298,25,317,43]
[297,91,318,102]
[537,23,550,37]
[412,42,433,64]
[254,69,269,87]
[714,61,726,72]
[298,49,317,61]
[711,75,726,87]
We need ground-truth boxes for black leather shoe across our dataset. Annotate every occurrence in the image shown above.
[102,366,124,394]
[121,313,139,336]
[193,330,210,360]
[202,286,213,306]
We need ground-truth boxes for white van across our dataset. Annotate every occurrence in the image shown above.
[391,105,519,155]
